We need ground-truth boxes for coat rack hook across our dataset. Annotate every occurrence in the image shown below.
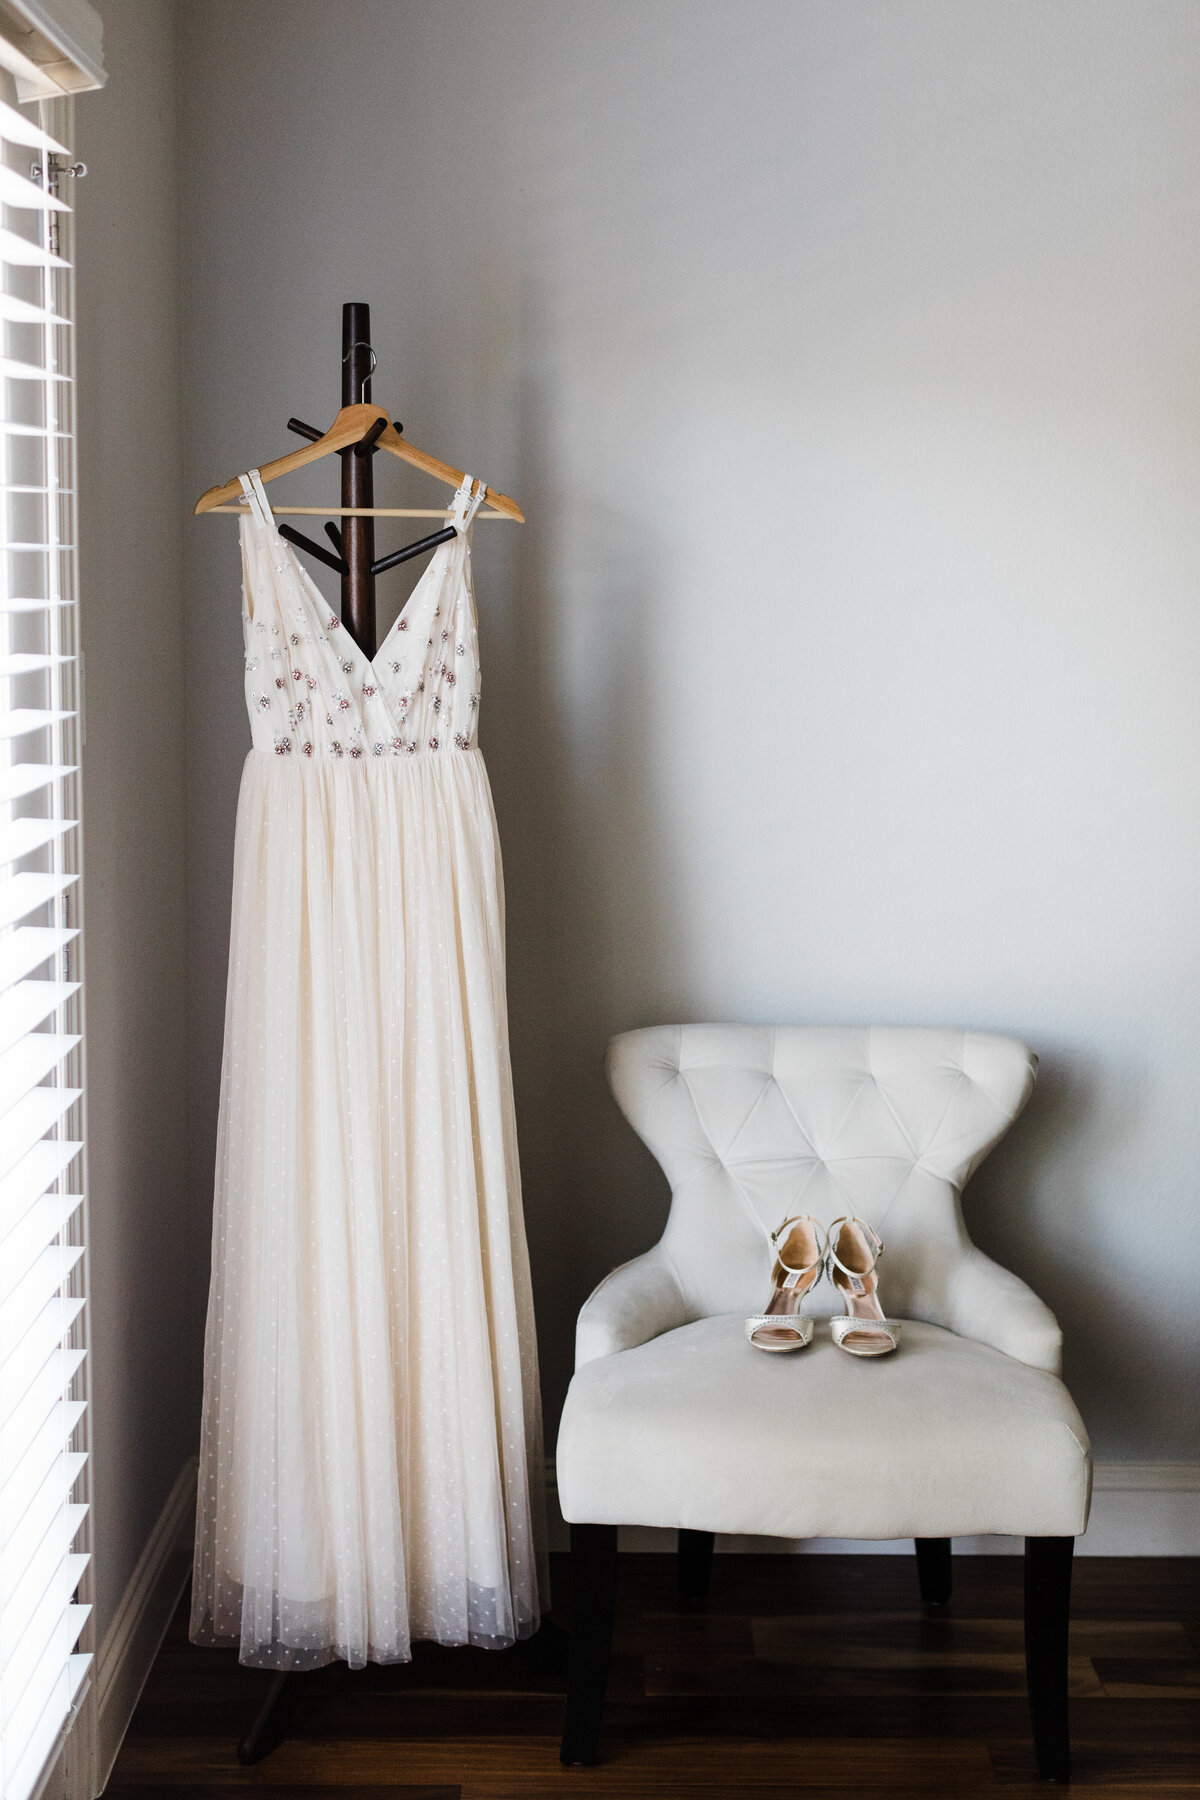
[371,525,457,576]
[279,523,349,577]
[354,415,388,457]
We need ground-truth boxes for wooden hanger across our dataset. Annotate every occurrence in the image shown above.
[194,402,524,522]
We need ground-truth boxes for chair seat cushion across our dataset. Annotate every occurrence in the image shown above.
[556,1316,1091,1541]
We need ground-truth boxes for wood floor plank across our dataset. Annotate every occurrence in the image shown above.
[108,1734,994,1788]
[105,1789,459,1798]
[1094,1657,1200,1699]
[990,1740,1200,1787]
[751,1614,1197,1659]
[644,1648,1102,1698]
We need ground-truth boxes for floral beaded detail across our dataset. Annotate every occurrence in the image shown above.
[241,465,484,759]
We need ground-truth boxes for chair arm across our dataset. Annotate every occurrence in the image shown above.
[943,1246,1063,1373]
[575,1248,690,1369]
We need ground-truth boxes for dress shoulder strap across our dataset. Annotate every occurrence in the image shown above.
[450,475,488,535]
[238,468,275,531]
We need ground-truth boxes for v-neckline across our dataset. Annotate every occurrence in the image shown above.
[239,463,464,678]
[275,513,458,677]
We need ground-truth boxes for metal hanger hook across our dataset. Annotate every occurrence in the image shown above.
[342,340,378,402]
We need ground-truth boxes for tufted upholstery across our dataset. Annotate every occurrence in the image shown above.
[557,1024,1091,1542]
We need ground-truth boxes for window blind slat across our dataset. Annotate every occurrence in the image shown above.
[0,1090,78,1187]
[0,1294,83,1419]
[0,227,68,270]
[0,763,76,802]
[0,984,77,1058]
[0,1244,81,1357]
[0,1031,79,1105]
[0,1546,86,1679]
[0,708,72,741]
[0,1423,85,1545]
[0,1500,87,1618]
[0,1347,85,1469]
[0,1579,85,1724]
[0,164,69,213]
[0,1029,76,1108]
[0,1134,79,1215]
[0,361,70,385]
[0,99,69,155]
[6,1652,87,1800]
[0,296,69,326]
[0,818,76,865]
[1,1601,88,1748]
[0,1142,81,1250]
[0,653,70,675]
[0,926,75,991]
[0,1188,83,1304]
[0,1548,87,1677]
[0,876,75,930]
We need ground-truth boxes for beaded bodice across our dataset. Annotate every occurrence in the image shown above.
[238,467,485,761]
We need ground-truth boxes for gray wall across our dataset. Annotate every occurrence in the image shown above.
[171,0,1200,1468]
[73,0,190,1640]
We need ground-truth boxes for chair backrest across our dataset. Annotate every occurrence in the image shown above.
[606,1024,1037,1321]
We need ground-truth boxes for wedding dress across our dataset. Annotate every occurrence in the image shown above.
[191,469,546,1669]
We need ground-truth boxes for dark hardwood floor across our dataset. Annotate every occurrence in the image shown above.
[106,1554,1200,1797]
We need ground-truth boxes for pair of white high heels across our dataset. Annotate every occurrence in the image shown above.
[745,1213,902,1357]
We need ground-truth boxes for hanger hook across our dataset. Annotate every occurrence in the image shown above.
[342,339,378,402]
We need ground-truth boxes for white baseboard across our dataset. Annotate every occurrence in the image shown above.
[545,1461,1200,1556]
[93,1457,197,1793]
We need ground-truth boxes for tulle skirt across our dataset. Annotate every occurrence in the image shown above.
[191,747,546,1668]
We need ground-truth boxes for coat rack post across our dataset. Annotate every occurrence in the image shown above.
[341,301,377,656]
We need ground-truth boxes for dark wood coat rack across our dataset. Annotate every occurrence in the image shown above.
[232,303,564,1768]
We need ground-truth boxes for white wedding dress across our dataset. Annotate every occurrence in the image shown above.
[191,469,547,1669]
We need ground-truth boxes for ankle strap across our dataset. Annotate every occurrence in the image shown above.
[769,1212,827,1276]
[826,1214,884,1281]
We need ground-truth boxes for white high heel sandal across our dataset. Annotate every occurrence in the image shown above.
[745,1214,826,1352]
[827,1215,902,1356]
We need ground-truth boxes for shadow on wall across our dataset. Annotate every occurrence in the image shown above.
[965,1052,1182,1460]
[492,402,684,1429]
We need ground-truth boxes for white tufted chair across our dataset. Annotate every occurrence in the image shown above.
[556,1025,1091,1777]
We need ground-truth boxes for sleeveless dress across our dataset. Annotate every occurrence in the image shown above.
[191,469,547,1670]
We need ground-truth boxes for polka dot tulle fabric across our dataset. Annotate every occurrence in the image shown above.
[190,470,547,1669]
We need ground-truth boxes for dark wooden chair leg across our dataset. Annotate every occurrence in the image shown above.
[914,1536,953,1607]
[1025,1535,1074,1782]
[561,1523,618,1766]
[677,1528,715,1602]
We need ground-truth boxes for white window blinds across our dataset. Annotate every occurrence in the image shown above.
[0,96,88,1800]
